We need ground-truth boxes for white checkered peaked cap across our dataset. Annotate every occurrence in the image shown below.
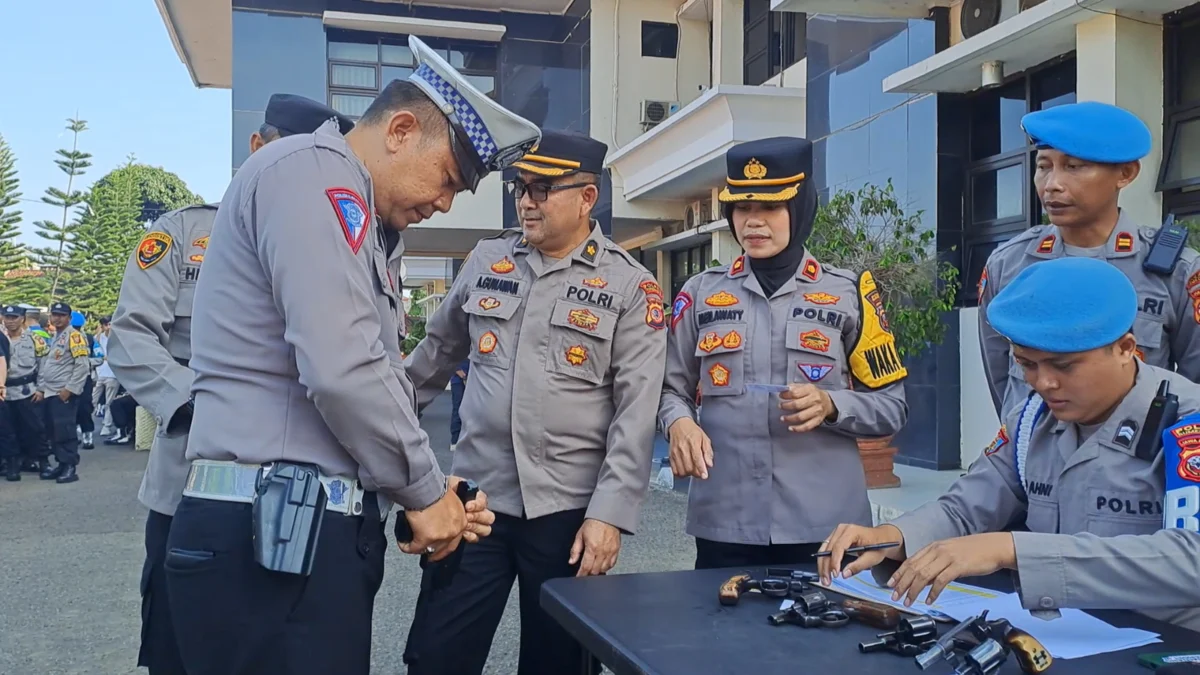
[407,35,541,193]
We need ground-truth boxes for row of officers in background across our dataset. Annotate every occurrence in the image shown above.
[105,40,1200,675]
[0,303,101,485]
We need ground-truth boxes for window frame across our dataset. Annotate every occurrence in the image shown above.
[742,2,806,87]
[326,32,501,121]
[1159,8,1200,199]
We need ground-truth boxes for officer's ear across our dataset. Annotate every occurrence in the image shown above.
[382,110,423,154]
[1116,160,1141,189]
[249,133,266,155]
[578,174,600,217]
[1112,331,1138,361]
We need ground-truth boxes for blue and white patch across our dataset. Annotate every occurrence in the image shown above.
[797,363,834,382]
[327,478,348,506]
[326,188,370,254]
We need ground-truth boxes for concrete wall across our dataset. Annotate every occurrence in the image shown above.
[958,307,1001,469]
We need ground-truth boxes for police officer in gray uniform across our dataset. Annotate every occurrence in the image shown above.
[36,302,90,484]
[107,93,354,675]
[821,258,1200,633]
[162,37,539,675]
[979,101,1200,419]
[403,130,668,674]
[660,137,909,568]
[2,304,49,481]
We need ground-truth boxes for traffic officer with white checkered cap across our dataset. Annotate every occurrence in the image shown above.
[821,257,1200,634]
[978,101,1200,420]
[106,93,352,675]
[161,36,539,675]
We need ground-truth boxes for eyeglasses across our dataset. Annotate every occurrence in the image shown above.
[507,179,592,203]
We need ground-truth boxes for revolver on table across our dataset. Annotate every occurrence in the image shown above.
[718,569,815,606]
[915,611,1053,675]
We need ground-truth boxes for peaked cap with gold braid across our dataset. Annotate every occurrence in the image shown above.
[511,129,607,178]
[718,136,812,203]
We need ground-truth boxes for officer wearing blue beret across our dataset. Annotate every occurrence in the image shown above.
[821,257,1200,634]
[978,101,1200,419]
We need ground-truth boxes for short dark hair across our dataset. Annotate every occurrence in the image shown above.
[360,80,446,139]
[257,123,281,143]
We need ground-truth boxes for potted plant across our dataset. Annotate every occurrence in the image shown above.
[806,180,960,489]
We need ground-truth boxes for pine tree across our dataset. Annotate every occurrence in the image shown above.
[0,134,27,295]
[32,118,91,305]
[66,156,141,316]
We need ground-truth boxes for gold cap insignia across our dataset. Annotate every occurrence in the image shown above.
[743,158,768,180]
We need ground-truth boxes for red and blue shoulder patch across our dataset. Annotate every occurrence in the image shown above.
[325,187,370,254]
[671,292,693,332]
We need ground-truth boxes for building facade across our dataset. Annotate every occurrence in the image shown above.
[156,0,1200,471]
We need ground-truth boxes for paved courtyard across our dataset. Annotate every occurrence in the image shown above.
[0,395,696,674]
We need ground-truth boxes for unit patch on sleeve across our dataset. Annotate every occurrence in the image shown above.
[325,188,369,254]
[645,296,666,331]
[490,257,516,274]
[977,267,988,299]
[136,232,173,270]
[705,291,739,307]
[671,292,693,332]
[708,363,731,387]
[68,331,88,358]
[565,344,589,366]
[803,292,840,305]
[478,331,498,354]
[639,280,663,298]
[984,426,1009,456]
[848,270,908,389]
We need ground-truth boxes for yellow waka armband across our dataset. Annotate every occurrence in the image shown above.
[68,331,89,359]
[848,270,908,389]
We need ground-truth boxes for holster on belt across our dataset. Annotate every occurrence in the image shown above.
[253,462,326,576]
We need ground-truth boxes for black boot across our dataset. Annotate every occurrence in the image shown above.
[4,459,19,482]
[40,462,63,480]
[56,464,78,484]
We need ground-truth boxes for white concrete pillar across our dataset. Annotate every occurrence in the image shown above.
[1076,14,1165,227]
[711,229,742,264]
[657,249,671,297]
[712,0,744,86]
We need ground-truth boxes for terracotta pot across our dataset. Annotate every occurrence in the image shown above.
[858,436,901,489]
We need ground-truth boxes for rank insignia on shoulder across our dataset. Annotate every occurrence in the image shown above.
[192,236,209,249]
[1115,231,1134,253]
[799,329,830,352]
[705,291,739,307]
[722,330,742,349]
[639,279,663,298]
[798,363,833,382]
[582,240,599,263]
[478,331,498,354]
[984,426,1009,456]
[804,292,840,305]
[189,254,205,263]
[566,344,588,366]
[645,296,666,331]
[491,257,516,274]
[802,259,820,281]
[325,187,369,255]
[1113,419,1138,449]
[1037,235,1056,254]
[568,308,600,331]
[708,363,731,387]
[582,277,607,289]
[137,232,173,270]
[479,297,501,311]
[730,256,745,276]
[671,292,693,332]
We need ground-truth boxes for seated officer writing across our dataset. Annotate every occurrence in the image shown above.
[820,257,1200,633]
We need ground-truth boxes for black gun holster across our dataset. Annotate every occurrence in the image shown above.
[253,462,327,576]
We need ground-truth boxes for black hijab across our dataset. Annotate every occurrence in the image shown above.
[725,176,819,298]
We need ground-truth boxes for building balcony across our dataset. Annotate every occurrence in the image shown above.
[605,84,808,205]
[883,0,1196,94]
[770,0,946,18]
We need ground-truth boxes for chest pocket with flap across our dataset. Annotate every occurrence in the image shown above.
[695,322,747,397]
[784,319,845,389]
[463,290,524,370]
[547,299,617,385]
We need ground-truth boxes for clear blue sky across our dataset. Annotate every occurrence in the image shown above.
[0,0,231,249]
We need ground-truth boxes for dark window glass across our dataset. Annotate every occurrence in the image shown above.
[1163,115,1200,187]
[746,18,770,57]
[1034,60,1076,110]
[971,165,1025,222]
[745,54,770,88]
[969,82,1027,160]
[641,21,679,58]
[1177,19,1200,104]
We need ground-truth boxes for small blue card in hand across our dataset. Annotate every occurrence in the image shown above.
[746,383,789,395]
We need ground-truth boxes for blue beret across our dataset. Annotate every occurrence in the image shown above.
[1021,101,1151,164]
[987,257,1137,353]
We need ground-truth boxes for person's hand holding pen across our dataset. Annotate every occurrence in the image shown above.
[816,523,906,585]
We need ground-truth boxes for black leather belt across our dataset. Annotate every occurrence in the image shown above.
[6,373,36,387]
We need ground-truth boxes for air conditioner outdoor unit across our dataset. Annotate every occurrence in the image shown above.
[685,198,715,230]
[641,100,681,130]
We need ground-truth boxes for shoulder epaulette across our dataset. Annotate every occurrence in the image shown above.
[994,225,1049,254]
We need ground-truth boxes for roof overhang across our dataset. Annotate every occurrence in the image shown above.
[154,0,232,89]
[883,0,1195,94]
[322,11,507,41]
[606,84,807,203]
[770,0,949,18]
[362,0,574,13]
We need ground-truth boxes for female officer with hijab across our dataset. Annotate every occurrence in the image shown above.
[658,137,910,568]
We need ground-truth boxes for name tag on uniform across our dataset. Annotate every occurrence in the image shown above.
[1163,413,1200,532]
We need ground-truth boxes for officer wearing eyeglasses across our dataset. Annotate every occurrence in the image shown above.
[403,129,668,674]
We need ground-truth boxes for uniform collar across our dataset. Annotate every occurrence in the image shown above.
[1029,210,1140,260]
[1051,362,1157,458]
[725,250,822,282]
[569,222,606,268]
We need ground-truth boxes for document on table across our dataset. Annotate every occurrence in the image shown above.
[820,571,1161,659]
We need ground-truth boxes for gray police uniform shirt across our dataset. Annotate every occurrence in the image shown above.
[7,329,48,402]
[37,326,91,397]
[107,203,215,517]
[980,212,1200,418]
[405,226,667,534]
[659,253,909,545]
[890,364,1200,632]
[185,119,445,511]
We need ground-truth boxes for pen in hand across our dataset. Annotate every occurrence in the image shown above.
[811,542,901,558]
